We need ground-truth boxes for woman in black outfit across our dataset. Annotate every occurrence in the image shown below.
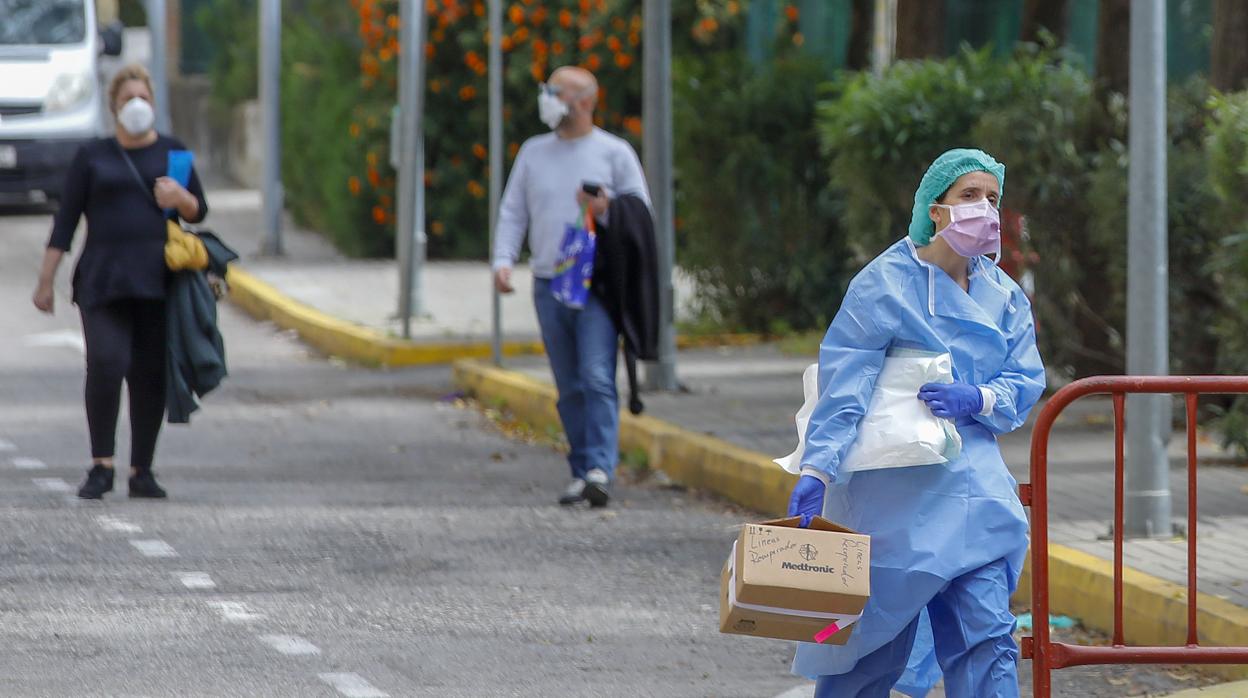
[31,64,208,499]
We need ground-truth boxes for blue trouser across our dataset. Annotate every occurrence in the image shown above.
[533,278,620,480]
[815,559,1019,698]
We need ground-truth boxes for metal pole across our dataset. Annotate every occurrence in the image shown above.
[642,0,678,390]
[259,0,283,256]
[396,0,428,336]
[871,0,897,78]
[145,0,171,132]
[1125,0,1171,538]
[487,0,504,366]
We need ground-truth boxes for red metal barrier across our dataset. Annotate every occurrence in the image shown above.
[1022,376,1248,697]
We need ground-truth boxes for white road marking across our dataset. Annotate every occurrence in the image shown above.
[318,673,389,698]
[21,330,86,355]
[97,516,142,533]
[208,601,265,622]
[12,457,46,470]
[32,477,71,493]
[177,572,216,590]
[0,439,16,451]
[130,539,178,558]
[259,634,320,656]
[772,686,814,698]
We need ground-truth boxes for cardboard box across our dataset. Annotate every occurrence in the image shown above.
[719,516,870,645]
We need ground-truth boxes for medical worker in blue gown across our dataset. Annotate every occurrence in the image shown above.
[787,148,1045,698]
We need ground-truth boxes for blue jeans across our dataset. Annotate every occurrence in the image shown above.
[533,278,620,480]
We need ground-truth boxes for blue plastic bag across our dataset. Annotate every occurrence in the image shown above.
[551,207,596,309]
[167,149,194,187]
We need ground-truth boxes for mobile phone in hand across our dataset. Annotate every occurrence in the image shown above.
[581,182,602,196]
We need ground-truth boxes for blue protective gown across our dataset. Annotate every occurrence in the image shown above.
[793,238,1045,695]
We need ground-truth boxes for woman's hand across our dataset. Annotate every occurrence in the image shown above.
[32,281,54,314]
[154,176,190,209]
[787,474,827,528]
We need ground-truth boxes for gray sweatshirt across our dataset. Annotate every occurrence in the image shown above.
[492,127,650,278]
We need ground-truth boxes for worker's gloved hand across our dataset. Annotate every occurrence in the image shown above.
[787,474,826,528]
[918,382,984,420]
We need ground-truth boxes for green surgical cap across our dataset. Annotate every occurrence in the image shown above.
[908,148,1006,246]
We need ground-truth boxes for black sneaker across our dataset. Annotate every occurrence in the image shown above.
[77,465,114,499]
[584,468,611,508]
[128,471,167,499]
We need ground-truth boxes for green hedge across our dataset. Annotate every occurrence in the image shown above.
[674,51,846,333]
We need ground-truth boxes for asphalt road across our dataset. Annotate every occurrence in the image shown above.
[0,205,1220,698]
[0,207,799,697]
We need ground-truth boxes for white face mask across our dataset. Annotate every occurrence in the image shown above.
[537,85,570,130]
[117,97,155,136]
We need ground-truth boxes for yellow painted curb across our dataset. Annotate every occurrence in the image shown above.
[452,358,1248,681]
[225,265,761,366]
[225,266,544,366]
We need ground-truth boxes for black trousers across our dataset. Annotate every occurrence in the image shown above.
[80,299,166,472]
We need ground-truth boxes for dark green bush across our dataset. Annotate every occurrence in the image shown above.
[674,51,847,333]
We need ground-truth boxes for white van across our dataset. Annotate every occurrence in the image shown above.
[0,0,123,201]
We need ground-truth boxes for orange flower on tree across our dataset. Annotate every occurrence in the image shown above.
[348,176,362,195]
[349,123,361,138]
[472,143,487,160]
[559,9,573,28]
[551,40,564,55]
[367,167,381,187]
[531,6,547,24]
[623,116,641,136]
[501,36,514,52]
[459,85,477,101]
[614,53,632,69]
[792,32,805,47]
[386,13,399,30]
[509,4,524,24]
[607,36,621,52]
[467,180,485,198]
[584,53,601,71]
[372,205,387,224]
[784,4,799,22]
[513,26,529,42]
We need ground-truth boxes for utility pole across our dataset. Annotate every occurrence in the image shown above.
[642,0,678,390]
[145,0,170,132]
[259,0,283,255]
[396,0,429,336]
[1125,0,1171,538]
[872,0,897,77]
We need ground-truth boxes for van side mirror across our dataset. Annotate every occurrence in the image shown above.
[100,21,124,57]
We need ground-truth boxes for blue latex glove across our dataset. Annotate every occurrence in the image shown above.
[918,382,983,419]
[787,474,826,528]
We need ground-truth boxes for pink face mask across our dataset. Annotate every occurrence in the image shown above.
[933,199,1001,260]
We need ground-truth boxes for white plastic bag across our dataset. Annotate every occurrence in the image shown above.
[774,350,962,475]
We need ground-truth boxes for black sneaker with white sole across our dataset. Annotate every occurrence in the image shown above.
[583,468,610,508]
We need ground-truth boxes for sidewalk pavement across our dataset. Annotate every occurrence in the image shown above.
[212,184,1248,684]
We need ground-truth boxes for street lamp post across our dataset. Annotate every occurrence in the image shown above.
[642,0,678,391]
[259,0,283,256]
[1125,0,1171,538]
[396,0,429,336]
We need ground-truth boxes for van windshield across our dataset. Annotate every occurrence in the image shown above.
[0,0,86,46]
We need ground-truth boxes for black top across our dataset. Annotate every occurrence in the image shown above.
[48,135,208,309]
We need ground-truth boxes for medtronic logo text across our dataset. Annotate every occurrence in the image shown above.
[782,561,837,574]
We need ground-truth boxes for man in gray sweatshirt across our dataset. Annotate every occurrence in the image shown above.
[492,66,651,508]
